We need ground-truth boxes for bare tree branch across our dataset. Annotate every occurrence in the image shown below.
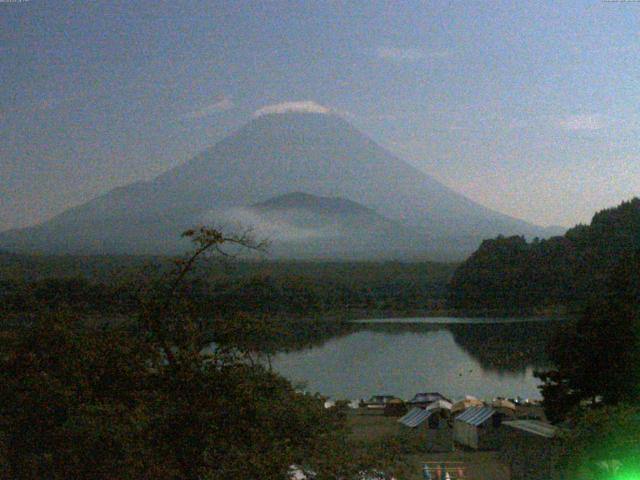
[137,226,269,368]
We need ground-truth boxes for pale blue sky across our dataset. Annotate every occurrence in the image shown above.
[1,0,639,231]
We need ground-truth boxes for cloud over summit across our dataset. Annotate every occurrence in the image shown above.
[253,101,332,117]
[557,114,604,131]
[182,96,234,120]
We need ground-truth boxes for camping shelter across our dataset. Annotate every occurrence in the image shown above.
[491,398,517,416]
[365,395,397,410]
[453,406,502,450]
[408,392,451,407]
[500,420,562,480]
[451,396,484,415]
[398,408,452,452]
[426,400,453,412]
[398,407,434,428]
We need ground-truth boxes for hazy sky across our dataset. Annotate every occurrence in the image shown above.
[2,0,639,231]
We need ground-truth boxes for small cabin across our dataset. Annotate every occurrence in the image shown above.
[398,407,453,452]
[451,396,484,416]
[399,408,444,429]
[365,395,397,410]
[453,406,503,450]
[499,420,562,480]
[491,398,518,417]
[408,392,451,408]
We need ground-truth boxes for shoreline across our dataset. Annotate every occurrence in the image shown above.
[293,305,576,323]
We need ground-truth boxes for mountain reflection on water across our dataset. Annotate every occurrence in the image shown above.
[270,318,564,400]
[359,321,553,374]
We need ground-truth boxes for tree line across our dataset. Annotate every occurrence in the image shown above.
[447,199,640,477]
[0,258,454,321]
[0,228,413,479]
[533,249,640,479]
[448,198,640,313]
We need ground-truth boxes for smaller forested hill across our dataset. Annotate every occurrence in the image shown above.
[240,192,432,260]
[448,198,640,313]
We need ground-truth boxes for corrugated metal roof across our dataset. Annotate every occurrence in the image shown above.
[455,406,495,426]
[502,420,558,438]
[398,407,434,428]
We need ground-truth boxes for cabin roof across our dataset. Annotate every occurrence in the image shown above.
[398,407,434,428]
[455,406,496,426]
[502,420,559,438]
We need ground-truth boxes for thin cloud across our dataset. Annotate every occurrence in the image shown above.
[376,47,451,62]
[557,114,604,131]
[182,96,234,120]
[253,101,332,117]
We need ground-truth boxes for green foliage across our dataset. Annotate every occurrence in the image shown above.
[0,311,351,479]
[522,249,640,480]
[0,311,163,479]
[535,250,640,425]
[0,277,137,316]
[0,256,456,321]
[448,198,640,313]
[0,228,406,479]
[560,404,640,479]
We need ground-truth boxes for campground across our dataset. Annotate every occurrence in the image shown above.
[347,405,547,480]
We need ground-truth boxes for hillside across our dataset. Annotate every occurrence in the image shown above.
[252,192,375,214]
[0,112,558,259]
[221,192,436,259]
[447,198,640,313]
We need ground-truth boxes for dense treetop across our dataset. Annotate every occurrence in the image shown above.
[0,228,411,479]
[0,256,455,321]
[448,198,640,313]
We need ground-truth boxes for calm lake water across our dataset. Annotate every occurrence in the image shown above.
[271,318,564,401]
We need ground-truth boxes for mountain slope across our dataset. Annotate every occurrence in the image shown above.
[222,192,431,259]
[0,112,557,258]
[252,192,377,215]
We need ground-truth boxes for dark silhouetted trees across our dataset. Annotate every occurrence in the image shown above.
[0,228,407,479]
[536,250,640,423]
[448,198,640,313]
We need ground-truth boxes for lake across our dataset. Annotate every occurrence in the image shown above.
[271,318,564,401]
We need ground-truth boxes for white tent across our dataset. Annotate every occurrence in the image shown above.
[491,398,516,411]
[451,397,484,414]
[426,400,453,411]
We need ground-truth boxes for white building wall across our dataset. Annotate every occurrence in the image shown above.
[453,420,478,449]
